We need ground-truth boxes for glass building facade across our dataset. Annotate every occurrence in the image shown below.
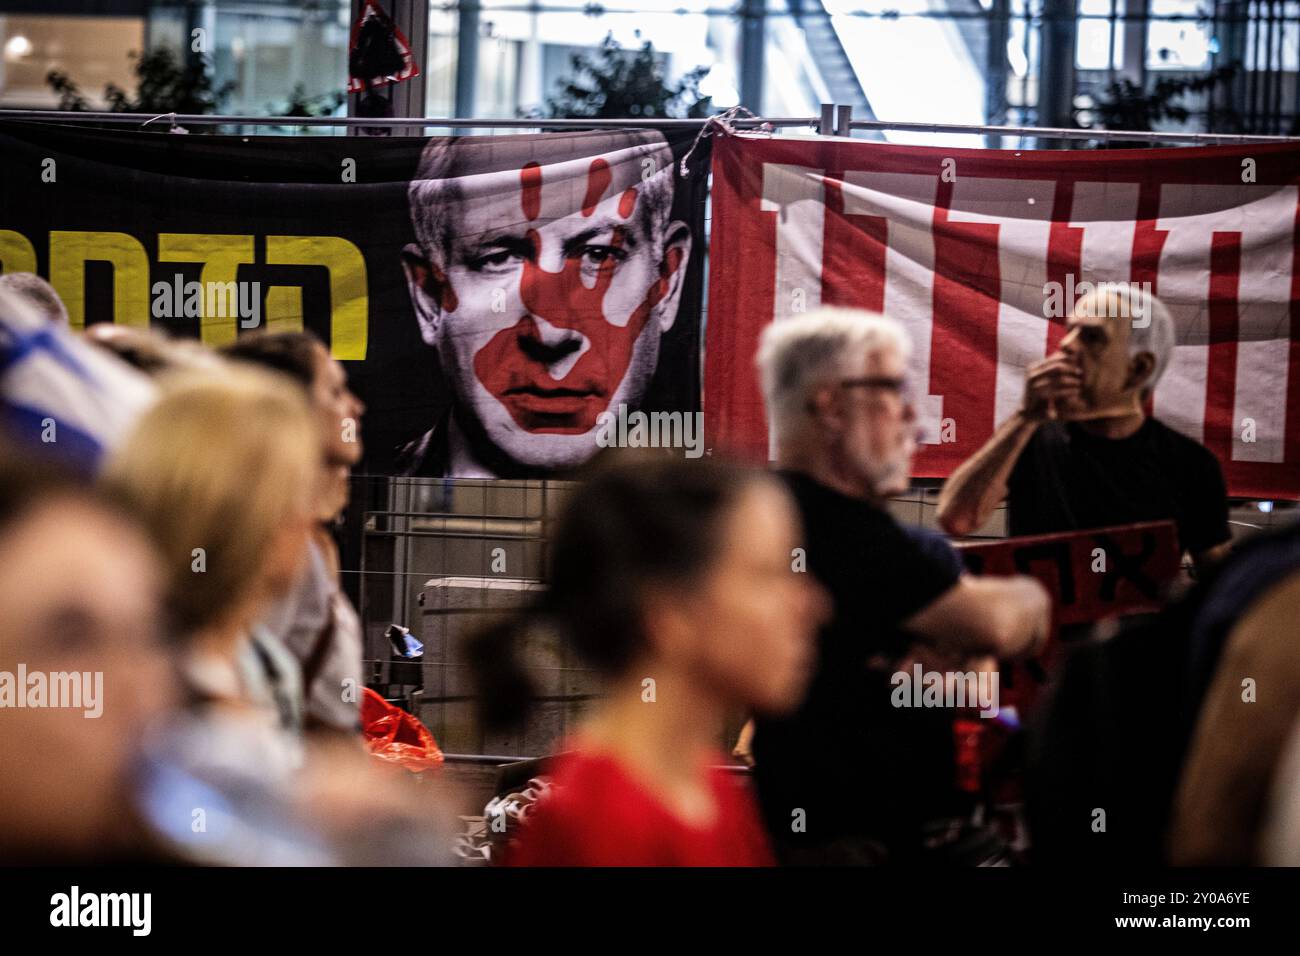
[0,1,1298,136]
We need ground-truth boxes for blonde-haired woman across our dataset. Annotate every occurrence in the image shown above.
[104,367,320,732]
[100,368,455,865]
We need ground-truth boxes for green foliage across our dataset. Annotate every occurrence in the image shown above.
[277,84,346,119]
[545,33,712,120]
[263,83,347,133]
[1080,66,1239,137]
[47,48,233,115]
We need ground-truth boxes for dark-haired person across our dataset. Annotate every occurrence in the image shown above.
[937,284,1231,571]
[222,331,367,734]
[752,308,1050,864]
[471,452,829,866]
[0,443,174,862]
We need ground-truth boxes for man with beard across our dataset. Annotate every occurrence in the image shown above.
[399,130,693,477]
[751,308,1050,864]
[937,283,1231,571]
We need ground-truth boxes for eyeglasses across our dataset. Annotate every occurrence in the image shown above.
[839,376,916,406]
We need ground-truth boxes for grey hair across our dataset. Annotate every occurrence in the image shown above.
[0,272,67,326]
[1073,282,1175,392]
[756,307,911,442]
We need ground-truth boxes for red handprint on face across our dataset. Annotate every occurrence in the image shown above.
[472,157,684,434]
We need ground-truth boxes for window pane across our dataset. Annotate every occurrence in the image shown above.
[1077,18,1114,70]
[1147,21,1211,70]
[1149,0,1203,14]
[0,15,144,108]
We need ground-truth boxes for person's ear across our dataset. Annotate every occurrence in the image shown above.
[639,585,698,664]
[806,384,844,432]
[402,244,450,347]
[1127,350,1156,393]
[650,221,693,334]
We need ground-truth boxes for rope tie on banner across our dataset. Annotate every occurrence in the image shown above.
[679,106,772,177]
[140,111,187,134]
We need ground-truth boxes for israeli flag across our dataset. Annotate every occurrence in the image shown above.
[0,287,156,473]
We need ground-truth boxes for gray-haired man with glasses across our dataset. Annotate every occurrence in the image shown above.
[749,307,1050,864]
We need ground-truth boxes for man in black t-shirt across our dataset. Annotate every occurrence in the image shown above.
[938,283,1231,570]
[751,308,1050,863]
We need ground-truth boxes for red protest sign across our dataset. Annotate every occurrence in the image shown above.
[954,519,1182,627]
[956,520,1182,714]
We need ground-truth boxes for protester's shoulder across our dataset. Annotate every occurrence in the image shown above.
[514,753,665,865]
[540,751,651,819]
[1146,417,1222,471]
[775,468,823,507]
[1202,521,1300,631]
[902,522,953,551]
[901,523,965,578]
[776,469,896,529]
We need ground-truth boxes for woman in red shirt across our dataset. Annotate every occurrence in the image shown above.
[471,452,829,866]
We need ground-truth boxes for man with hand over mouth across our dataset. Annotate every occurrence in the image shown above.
[938,283,1231,571]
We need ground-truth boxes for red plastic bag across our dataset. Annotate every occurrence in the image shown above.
[360,688,444,773]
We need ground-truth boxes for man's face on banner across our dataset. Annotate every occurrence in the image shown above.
[403,135,692,472]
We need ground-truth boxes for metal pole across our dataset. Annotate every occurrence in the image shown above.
[1121,0,1148,87]
[5,110,1300,144]
[396,0,430,130]
[455,0,481,117]
[1270,0,1283,133]
[0,110,819,130]
[985,0,1011,148]
[847,116,1300,144]
[1037,0,1079,135]
[835,104,853,137]
[1249,0,1263,131]
[740,0,767,112]
[186,1,217,77]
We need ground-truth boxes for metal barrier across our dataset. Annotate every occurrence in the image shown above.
[5,107,1300,145]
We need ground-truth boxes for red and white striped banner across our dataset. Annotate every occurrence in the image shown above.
[705,134,1300,499]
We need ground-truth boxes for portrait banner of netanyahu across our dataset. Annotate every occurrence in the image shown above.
[0,121,708,478]
[706,132,1300,499]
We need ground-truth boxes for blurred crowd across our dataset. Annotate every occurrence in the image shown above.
[0,275,450,865]
[2,272,1299,867]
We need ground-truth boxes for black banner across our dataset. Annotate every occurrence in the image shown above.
[0,121,709,476]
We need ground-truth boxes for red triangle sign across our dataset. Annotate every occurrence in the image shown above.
[347,0,421,93]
